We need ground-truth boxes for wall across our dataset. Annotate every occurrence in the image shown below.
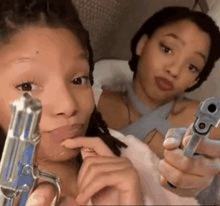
[186,0,220,100]
[73,0,195,62]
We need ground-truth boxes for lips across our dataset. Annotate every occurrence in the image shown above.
[155,77,174,91]
[48,124,84,143]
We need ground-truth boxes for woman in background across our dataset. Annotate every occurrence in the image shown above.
[98,6,220,205]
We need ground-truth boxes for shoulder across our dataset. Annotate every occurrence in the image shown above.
[169,97,199,127]
[97,89,130,130]
[173,97,199,114]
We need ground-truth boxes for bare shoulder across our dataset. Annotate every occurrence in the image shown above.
[98,89,130,130]
[169,97,200,127]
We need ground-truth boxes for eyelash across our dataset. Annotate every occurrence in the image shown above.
[14,76,90,92]
[72,76,90,86]
[160,42,172,54]
[188,64,200,73]
[14,79,40,92]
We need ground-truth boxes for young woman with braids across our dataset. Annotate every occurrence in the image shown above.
[0,0,144,205]
[98,7,220,205]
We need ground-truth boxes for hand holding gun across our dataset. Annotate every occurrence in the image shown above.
[165,97,220,158]
[0,93,61,206]
[160,97,220,202]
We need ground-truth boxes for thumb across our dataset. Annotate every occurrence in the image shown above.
[182,135,191,148]
[26,183,57,206]
[163,127,187,150]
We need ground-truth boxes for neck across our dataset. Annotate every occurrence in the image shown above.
[133,76,172,108]
[37,157,80,198]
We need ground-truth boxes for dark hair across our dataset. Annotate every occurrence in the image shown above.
[0,0,127,160]
[129,6,220,92]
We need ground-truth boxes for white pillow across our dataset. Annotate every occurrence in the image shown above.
[92,59,133,104]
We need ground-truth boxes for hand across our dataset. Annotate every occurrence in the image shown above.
[158,126,220,197]
[26,183,76,206]
[62,137,144,205]
[26,183,57,206]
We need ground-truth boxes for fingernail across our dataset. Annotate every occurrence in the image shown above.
[81,148,97,159]
[76,193,88,205]
[163,138,177,146]
[61,140,72,147]
[26,193,46,205]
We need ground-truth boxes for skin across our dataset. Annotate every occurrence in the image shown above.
[0,26,143,205]
[98,20,220,197]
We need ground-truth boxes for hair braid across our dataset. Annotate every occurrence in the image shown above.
[86,108,127,157]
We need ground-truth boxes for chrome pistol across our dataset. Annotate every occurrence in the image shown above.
[0,93,61,206]
[183,97,220,158]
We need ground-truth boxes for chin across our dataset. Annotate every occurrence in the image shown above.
[36,146,81,164]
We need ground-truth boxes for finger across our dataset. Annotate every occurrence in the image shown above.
[158,160,212,189]
[184,123,194,137]
[76,168,137,205]
[77,156,127,190]
[79,160,131,194]
[163,128,187,150]
[26,183,56,206]
[159,175,201,197]
[81,147,97,159]
[59,196,76,206]
[61,137,115,157]
[164,149,220,176]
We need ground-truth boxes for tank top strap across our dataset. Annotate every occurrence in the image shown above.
[125,82,153,115]
[120,82,180,141]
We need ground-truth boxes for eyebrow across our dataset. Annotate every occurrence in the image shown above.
[165,33,185,46]
[165,33,206,62]
[11,52,89,64]
[12,57,36,63]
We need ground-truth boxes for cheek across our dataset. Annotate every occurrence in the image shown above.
[179,73,197,89]
[139,48,160,77]
[77,89,95,116]
[0,92,17,133]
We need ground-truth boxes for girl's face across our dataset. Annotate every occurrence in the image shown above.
[0,26,95,163]
[135,20,211,104]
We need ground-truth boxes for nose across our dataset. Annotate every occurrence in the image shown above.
[165,59,182,78]
[45,83,78,118]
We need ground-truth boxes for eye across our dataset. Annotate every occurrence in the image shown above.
[160,43,172,54]
[188,64,200,73]
[16,82,37,92]
[72,76,90,86]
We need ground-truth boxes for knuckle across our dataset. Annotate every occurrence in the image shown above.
[180,158,191,172]
[169,171,183,187]
[121,157,133,165]
[126,166,140,179]
[88,162,98,174]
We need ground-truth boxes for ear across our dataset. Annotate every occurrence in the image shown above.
[136,34,148,56]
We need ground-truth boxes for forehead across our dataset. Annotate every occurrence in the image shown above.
[0,26,88,70]
[151,20,211,59]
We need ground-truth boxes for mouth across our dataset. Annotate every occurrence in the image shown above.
[48,124,85,143]
[155,77,174,91]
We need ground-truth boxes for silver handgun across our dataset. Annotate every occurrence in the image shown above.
[0,93,61,206]
[183,97,220,158]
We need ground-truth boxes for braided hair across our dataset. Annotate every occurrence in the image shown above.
[0,0,127,160]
